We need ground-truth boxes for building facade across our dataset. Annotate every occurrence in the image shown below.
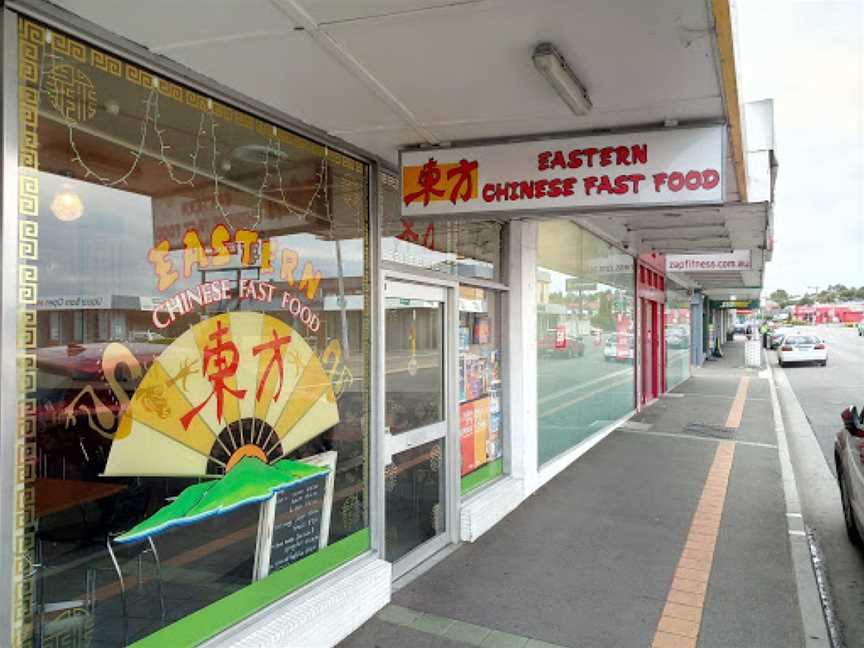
[0,2,774,647]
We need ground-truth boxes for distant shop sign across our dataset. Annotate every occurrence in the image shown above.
[666,250,751,273]
[400,126,723,216]
[712,299,760,310]
[565,280,597,292]
[36,294,110,310]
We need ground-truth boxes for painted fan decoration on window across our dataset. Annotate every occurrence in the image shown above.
[104,312,339,477]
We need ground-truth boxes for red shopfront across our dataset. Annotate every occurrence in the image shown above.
[638,255,666,406]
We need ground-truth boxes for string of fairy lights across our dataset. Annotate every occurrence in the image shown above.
[36,29,346,235]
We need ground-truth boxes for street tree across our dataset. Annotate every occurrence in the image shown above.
[770,289,790,307]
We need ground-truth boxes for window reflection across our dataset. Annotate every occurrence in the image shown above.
[536,221,636,465]
[381,176,503,281]
[665,283,692,389]
[384,298,444,435]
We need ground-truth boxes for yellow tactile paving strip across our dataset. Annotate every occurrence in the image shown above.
[724,375,750,429]
[652,376,748,648]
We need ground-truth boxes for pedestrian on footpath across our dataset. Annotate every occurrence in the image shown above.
[760,321,770,349]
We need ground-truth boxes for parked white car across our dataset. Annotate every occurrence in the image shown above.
[777,334,828,367]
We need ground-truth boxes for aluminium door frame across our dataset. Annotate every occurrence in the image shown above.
[378,269,460,580]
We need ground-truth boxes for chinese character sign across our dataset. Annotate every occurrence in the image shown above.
[105,313,344,477]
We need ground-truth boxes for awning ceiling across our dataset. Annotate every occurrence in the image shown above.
[27,0,766,297]
[573,202,769,299]
[45,0,728,167]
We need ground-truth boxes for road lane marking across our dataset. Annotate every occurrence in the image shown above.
[652,441,736,648]
[538,366,632,404]
[540,375,634,417]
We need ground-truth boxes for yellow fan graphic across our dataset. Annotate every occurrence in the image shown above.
[105,312,339,477]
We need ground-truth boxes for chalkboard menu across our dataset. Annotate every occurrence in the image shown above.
[268,476,326,572]
[253,451,337,581]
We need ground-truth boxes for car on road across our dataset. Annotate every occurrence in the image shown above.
[835,405,864,546]
[665,325,689,349]
[777,334,828,367]
[539,329,585,359]
[770,326,795,350]
[603,333,635,363]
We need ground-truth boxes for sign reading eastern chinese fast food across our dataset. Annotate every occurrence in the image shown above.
[147,224,328,331]
[400,126,724,216]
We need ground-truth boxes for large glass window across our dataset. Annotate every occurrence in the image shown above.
[536,221,636,465]
[665,283,692,390]
[14,19,369,647]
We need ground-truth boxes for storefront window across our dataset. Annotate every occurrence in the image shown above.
[14,19,369,647]
[458,287,504,493]
[381,175,503,281]
[665,283,692,389]
[536,221,636,465]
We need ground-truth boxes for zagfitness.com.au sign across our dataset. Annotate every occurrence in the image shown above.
[666,250,752,273]
[400,126,724,216]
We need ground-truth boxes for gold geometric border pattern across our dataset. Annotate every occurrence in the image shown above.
[14,18,40,648]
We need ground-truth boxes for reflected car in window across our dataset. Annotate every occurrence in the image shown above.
[35,342,165,478]
[665,325,689,349]
[538,329,586,359]
[603,333,635,363]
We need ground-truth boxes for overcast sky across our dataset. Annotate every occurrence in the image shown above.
[736,0,862,296]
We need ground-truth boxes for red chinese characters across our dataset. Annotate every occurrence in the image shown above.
[446,158,477,204]
[396,220,435,251]
[403,158,444,206]
[181,320,246,429]
[403,157,478,206]
[252,329,292,402]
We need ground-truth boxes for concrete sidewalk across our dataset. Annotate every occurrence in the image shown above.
[342,342,809,648]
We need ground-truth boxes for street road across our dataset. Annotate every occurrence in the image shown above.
[779,325,864,475]
[773,325,864,646]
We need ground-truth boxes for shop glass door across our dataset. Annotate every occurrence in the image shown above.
[383,279,454,576]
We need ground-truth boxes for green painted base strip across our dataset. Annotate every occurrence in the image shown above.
[460,458,503,496]
[131,528,370,648]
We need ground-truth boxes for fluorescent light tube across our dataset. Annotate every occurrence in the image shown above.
[533,42,593,116]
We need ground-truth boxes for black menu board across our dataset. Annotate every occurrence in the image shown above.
[268,476,326,572]
[252,451,337,582]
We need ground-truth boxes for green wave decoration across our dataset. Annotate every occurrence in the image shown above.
[115,457,328,545]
